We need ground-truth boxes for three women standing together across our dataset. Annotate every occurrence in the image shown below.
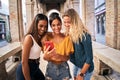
[16,8,94,80]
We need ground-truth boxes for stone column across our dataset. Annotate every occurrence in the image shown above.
[60,3,64,15]
[106,0,120,49]
[63,0,73,12]
[117,0,120,50]
[43,4,47,14]
[33,0,38,16]
[9,0,24,42]
[81,0,95,40]
[26,0,34,31]
[17,0,24,41]
[72,0,80,17]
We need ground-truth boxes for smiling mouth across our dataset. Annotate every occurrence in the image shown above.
[55,30,60,32]
[39,31,44,34]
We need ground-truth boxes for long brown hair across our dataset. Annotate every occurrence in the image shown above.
[26,14,48,46]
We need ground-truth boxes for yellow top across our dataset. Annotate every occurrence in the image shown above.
[54,36,74,56]
[46,34,74,56]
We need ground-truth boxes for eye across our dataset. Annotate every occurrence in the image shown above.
[38,25,42,28]
[52,24,55,27]
[57,23,61,26]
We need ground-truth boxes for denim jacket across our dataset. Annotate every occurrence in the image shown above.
[70,33,94,73]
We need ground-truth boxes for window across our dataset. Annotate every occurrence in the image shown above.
[0,22,5,40]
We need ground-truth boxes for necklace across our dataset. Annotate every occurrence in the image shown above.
[38,34,41,39]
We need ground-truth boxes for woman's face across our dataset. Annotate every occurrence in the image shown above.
[38,20,47,35]
[63,16,71,32]
[51,19,62,34]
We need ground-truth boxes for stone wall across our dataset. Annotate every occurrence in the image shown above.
[106,0,120,49]
[82,0,95,40]
[9,0,19,42]
[9,0,23,42]
[117,0,120,50]
[25,0,35,32]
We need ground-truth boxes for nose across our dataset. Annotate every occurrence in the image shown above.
[55,25,59,29]
[41,26,46,31]
[65,23,69,28]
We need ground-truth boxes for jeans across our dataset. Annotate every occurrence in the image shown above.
[73,65,93,80]
[16,62,45,80]
[45,62,71,80]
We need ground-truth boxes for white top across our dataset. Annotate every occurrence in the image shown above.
[29,35,41,59]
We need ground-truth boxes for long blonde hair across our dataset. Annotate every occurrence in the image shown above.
[63,8,89,43]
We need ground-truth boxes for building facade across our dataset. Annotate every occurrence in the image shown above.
[4,0,120,49]
[95,0,106,44]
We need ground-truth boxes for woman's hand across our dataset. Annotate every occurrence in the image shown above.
[43,46,69,63]
[44,45,55,54]
[76,75,84,80]
[43,45,55,61]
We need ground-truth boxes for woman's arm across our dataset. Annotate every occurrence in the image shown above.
[43,46,54,61]
[22,35,32,80]
[77,34,93,79]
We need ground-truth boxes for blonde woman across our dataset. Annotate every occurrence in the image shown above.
[62,8,94,80]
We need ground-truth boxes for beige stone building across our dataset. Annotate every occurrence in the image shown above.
[7,0,120,50]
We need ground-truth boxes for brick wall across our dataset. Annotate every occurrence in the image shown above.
[9,0,19,42]
[117,0,120,49]
[82,0,95,40]
[106,0,120,49]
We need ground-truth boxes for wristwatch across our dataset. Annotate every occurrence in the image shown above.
[79,72,85,77]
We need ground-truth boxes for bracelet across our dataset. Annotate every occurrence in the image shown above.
[79,72,85,77]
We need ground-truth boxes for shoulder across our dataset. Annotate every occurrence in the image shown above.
[64,35,71,39]
[46,32,53,40]
[82,33,92,44]
[23,34,33,46]
[46,32,52,36]
[82,33,91,40]
[85,33,91,40]
[63,35,72,43]
[24,34,32,41]
[41,32,54,43]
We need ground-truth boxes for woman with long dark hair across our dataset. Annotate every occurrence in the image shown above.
[16,14,48,80]
[43,12,74,80]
